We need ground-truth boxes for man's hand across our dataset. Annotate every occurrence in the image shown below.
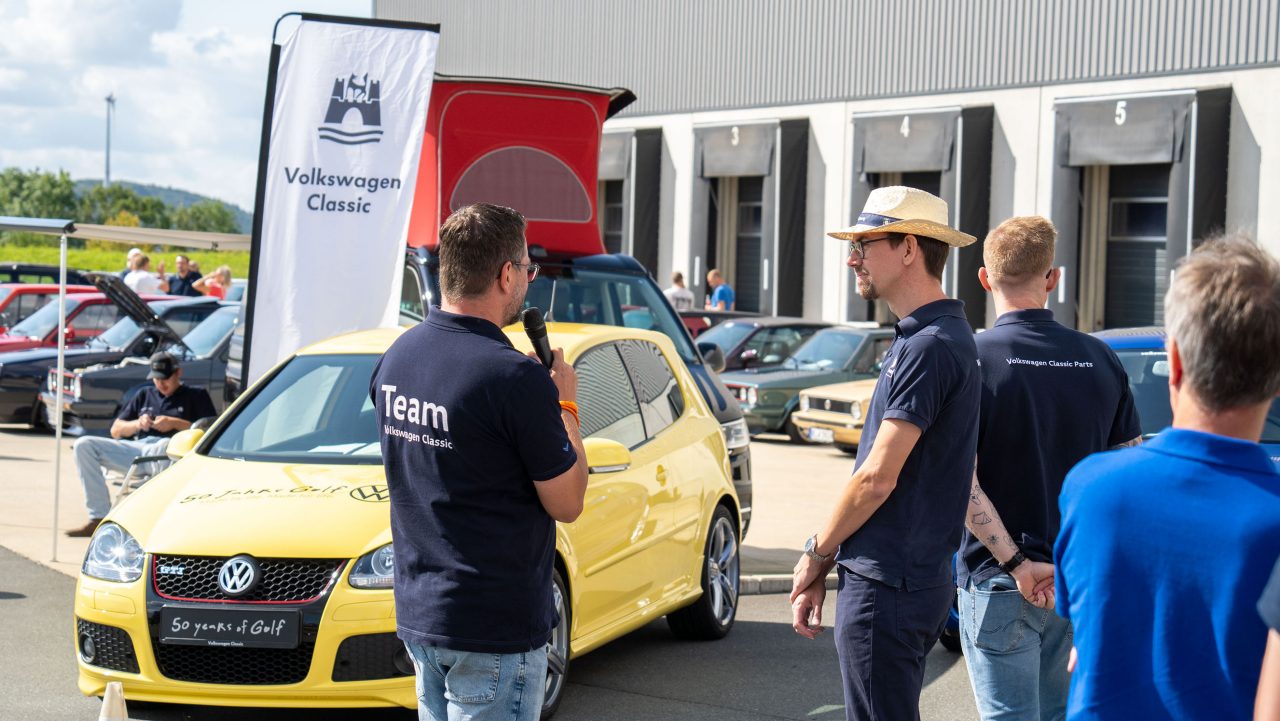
[790,552,834,605]
[528,348,577,404]
[1011,560,1056,609]
[790,577,827,639]
[137,414,154,432]
[151,415,189,433]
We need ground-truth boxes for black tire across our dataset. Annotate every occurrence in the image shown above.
[667,505,740,640]
[835,443,858,455]
[784,413,810,444]
[541,568,571,719]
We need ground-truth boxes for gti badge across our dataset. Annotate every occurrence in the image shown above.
[218,555,261,597]
[319,73,383,145]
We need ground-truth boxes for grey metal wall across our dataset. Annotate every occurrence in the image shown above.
[375,0,1280,116]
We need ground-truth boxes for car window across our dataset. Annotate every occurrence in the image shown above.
[401,264,425,321]
[697,322,755,354]
[575,344,646,449]
[745,326,813,364]
[525,268,699,363]
[163,306,217,337]
[206,354,381,463]
[786,330,867,370]
[7,296,84,339]
[853,336,894,373]
[166,306,238,358]
[617,339,683,438]
[73,303,120,333]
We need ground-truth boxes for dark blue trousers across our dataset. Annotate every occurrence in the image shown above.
[834,567,954,721]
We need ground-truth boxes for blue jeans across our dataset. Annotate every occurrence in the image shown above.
[404,641,547,721]
[959,574,1072,721]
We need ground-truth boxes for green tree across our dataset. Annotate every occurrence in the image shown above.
[172,200,240,233]
[77,184,172,229]
[0,168,79,245]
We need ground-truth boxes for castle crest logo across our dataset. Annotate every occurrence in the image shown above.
[318,73,383,145]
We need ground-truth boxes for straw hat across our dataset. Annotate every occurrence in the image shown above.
[827,186,976,248]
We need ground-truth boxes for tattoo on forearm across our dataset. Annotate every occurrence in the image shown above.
[971,512,993,525]
[1109,436,1142,450]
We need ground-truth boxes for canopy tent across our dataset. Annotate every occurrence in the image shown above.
[0,216,250,561]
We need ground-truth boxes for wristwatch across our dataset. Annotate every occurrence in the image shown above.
[803,534,832,563]
[998,550,1027,574]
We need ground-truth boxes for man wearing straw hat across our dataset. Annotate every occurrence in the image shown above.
[790,186,981,721]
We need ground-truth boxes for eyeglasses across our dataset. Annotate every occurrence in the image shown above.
[511,261,540,282]
[848,236,891,260]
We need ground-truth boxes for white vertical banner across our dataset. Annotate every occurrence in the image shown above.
[247,16,439,383]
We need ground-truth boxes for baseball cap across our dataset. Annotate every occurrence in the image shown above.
[147,352,180,380]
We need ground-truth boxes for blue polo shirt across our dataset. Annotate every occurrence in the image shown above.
[837,299,979,591]
[1056,429,1280,721]
[371,307,577,654]
[711,283,735,310]
[1262,555,1280,633]
[959,309,1139,588]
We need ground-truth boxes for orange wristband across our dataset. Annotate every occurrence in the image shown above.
[558,400,580,426]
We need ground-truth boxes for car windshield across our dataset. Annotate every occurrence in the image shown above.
[6,296,84,339]
[0,288,10,302]
[163,306,237,359]
[205,354,381,464]
[784,330,865,370]
[524,267,698,363]
[1114,347,1280,442]
[87,315,141,350]
[697,322,755,353]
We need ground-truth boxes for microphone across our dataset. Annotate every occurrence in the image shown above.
[522,307,554,368]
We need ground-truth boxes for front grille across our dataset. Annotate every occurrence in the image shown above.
[810,397,853,414]
[333,633,412,682]
[152,555,345,603]
[154,640,315,685]
[77,618,140,673]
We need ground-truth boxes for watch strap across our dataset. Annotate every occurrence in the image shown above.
[998,550,1027,574]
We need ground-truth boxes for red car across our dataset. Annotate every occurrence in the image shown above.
[0,292,172,352]
[0,283,96,335]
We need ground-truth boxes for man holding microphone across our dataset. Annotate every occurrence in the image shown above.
[373,203,588,721]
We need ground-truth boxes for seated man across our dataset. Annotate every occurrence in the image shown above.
[66,352,216,537]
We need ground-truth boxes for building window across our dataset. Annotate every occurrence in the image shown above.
[602,180,624,254]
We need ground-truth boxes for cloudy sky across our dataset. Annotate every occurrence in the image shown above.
[0,0,370,211]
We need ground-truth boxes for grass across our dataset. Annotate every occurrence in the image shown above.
[0,245,251,279]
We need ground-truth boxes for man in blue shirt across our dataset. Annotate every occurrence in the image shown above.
[166,254,203,297]
[67,352,216,537]
[706,268,735,310]
[372,203,588,721]
[1056,234,1280,721]
[959,216,1141,721]
[791,186,980,721]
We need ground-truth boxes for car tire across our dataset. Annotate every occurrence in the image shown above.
[835,443,858,455]
[30,401,49,431]
[784,413,810,444]
[542,567,571,720]
[667,505,740,640]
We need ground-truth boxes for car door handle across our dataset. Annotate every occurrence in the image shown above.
[656,465,668,485]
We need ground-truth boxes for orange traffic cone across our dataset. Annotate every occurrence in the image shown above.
[98,681,129,721]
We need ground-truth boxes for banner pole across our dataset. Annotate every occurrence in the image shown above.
[51,232,67,561]
[240,38,283,388]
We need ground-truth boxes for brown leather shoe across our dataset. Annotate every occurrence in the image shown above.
[64,519,103,538]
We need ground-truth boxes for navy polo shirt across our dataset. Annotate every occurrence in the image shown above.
[1056,430,1280,720]
[958,309,1140,588]
[837,299,979,591]
[371,306,576,654]
[116,384,216,440]
[167,271,203,297]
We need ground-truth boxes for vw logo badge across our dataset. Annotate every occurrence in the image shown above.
[218,555,261,597]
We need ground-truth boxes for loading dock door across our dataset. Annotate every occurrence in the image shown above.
[690,121,808,316]
[599,128,663,275]
[846,107,993,327]
[1049,88,1230,330]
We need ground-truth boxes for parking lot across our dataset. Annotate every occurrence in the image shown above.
[0,424,977,720]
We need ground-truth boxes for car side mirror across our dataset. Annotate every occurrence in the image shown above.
[166,428,205,460]
[63,326,77,342]
[584,437,631,474]
[697,342,726,374]
[738,348,759,367]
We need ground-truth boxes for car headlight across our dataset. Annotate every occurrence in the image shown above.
[851,401,862,422]
[799,395,809,412]
[720,418,750,450]
[82,523,145,583]
[745,387,757,406]
[349,543,395,589]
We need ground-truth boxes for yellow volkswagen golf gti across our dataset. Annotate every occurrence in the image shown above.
[73,323,741,717]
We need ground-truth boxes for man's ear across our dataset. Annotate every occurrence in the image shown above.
[901,234,918,267]
[978,267,993,292]
[1168,338,1183,387]
[1045,267,1061,293]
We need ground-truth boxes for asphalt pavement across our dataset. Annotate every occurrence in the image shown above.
[0,425,978,720]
